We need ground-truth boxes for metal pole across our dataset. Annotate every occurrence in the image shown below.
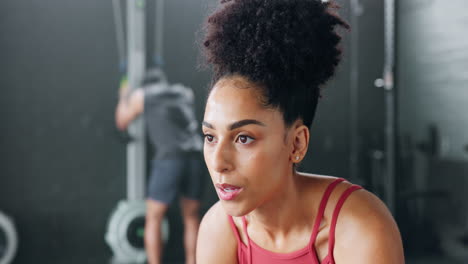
[349,0,363,183]
[126,0,146,201]
[383,0,396,214]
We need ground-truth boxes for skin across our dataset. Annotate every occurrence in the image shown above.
[115,86,201,264]
[196,75,405,264]
[115,85,144,130]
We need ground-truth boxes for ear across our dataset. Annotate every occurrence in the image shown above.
[290,121,310,163]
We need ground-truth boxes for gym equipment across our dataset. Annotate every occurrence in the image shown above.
[380,0,396,214]
[112,0,127,72]
[0,211,17,264]
[105,200,169,264]
[348,0,363,183]
[369,0,396,214]
[106,1,169,263]
[439,226,468,263]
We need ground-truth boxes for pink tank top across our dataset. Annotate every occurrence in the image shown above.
[227,178,362,264]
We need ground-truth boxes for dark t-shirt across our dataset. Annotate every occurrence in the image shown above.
[144,83,202,159]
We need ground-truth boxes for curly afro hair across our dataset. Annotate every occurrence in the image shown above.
[203,0,349,128]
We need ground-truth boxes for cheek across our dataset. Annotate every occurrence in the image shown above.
[241,143,288,175]
[203,146,222,184]
[203,147,214,172]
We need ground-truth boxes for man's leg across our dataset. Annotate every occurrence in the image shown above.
[145,199,169,264]
[180,197,201,264]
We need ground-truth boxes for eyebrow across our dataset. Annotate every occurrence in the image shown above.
[202,119,266,130]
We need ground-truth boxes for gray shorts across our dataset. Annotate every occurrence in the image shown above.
[147,152,205,204]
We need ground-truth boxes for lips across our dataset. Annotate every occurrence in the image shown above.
[215,183,243,201]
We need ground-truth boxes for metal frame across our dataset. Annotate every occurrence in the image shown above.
[349,0,364,183]
[383,0,396,214]
[126,0,146,201]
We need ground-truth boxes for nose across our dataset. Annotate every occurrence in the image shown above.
[210,140,234,173]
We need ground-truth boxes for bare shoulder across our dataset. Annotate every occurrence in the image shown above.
[196,201,238,264]
[333,187,405,264]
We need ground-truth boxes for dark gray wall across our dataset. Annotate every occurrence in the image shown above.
[398,0,468,162]
[397,0,468,258]
[0,0,124,263]
[303,0,352,178]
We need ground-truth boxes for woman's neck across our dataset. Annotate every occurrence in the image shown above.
[246,171,311,241]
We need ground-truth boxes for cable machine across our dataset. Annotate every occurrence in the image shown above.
[349,0,363,184]
[106,0,169,262]
[0,211,17,264]
[382,0,396,215]
[373,0,396,214]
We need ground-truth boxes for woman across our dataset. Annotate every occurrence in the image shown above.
[197,0,404,263]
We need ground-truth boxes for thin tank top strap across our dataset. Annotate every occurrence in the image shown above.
[327,184,363,262]
[242,216,249,234]
[228,215,252,264]
[227,215,243,245]
[242,216,252,264]
[309,178,345,245]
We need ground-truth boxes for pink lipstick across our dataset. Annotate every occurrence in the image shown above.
[215,183,242,201]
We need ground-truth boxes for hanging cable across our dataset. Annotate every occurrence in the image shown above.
[112,0,127,72]
[154,0,164,67]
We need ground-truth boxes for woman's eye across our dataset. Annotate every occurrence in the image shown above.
[237,135,254,144]
[204,134,215,143]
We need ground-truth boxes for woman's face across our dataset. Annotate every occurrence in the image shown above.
[202,76,294,216]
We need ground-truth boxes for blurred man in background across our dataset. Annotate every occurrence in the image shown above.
[115,69,204,264]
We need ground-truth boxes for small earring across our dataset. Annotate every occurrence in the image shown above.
[295,156,300,161]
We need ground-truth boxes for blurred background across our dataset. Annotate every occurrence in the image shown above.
[0,0,467,263]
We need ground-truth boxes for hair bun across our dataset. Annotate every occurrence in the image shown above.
[203,0,348,127]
